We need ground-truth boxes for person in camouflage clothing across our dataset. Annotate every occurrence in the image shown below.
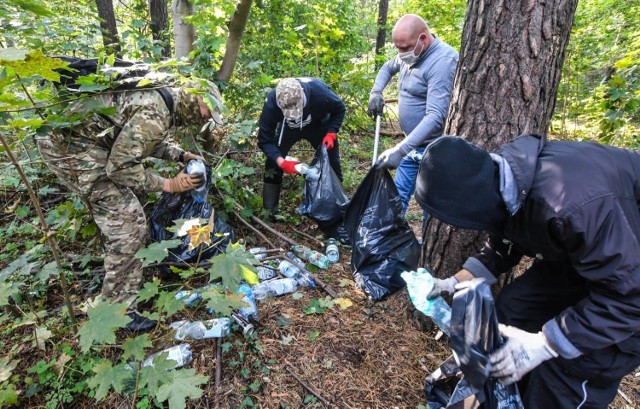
[37,79,220,332]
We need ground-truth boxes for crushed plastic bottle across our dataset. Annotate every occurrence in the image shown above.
[286,251,305,266]
[251,278,298,300]
[325,238,339,263]
[295,163,320,181]
[237,283,259,321]
[401,268,452,336]
[278,259,315,287]
[186,159,207,203]
[291,245,330,269]
[174,289,200,306]
[142,344,193,369]
[256,266,277,281]
[170,318,231,340]
[249,247,268,261]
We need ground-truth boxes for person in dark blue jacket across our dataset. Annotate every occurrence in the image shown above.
[418,135,640,408]
[257,77,345,217]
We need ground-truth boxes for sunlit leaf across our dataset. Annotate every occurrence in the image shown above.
[187,224,212,251]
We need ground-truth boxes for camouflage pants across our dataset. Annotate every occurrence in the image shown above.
[37,135,146,308]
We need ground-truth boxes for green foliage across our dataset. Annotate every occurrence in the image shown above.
[77,300,132,353]
[208,242,259,291]
[122,334,153,362]
[134,239,183,268]
[302,296,335,315]
[86,360,131,401]
[155,368,208,409]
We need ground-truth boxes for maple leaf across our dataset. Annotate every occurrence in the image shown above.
[0,357,18,383]
[200,288,246,316]
[334,297,353,310]
[208,244,258,290]
[134,239,183,267]
[0,282,18,307]
[77,300,132,353]
[186,224,213,251]
[138,353,175,395]
[87,360,132,401]
[156,291,186,318]
[156,368,208,409]
[137,278,161,303]
[122,333,152,361]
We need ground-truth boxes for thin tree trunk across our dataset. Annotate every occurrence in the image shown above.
[149,0,171,58]
[374,0,389,70]
[95,0,122,55]
[216,0,253,82]
[172,0,196,59]
[422,0,579,277]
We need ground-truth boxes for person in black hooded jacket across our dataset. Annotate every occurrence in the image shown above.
[417,134,640,408]
[257,77,345,218]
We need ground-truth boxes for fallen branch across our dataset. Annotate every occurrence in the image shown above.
[248,214,299,247]
[214,338,222,409]
[232,209,276,249]
[291,227,325,248]
[285,365,331,407]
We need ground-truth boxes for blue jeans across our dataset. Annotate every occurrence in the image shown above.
[394,147,425,215]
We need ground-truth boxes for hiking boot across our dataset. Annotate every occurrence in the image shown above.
[126,311,157,333]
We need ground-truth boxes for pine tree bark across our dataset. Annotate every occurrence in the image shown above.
[217,0,253,82]
[422,0,579,277]
[374,0,389,70]
[149,0,171,57]
[172,0,196,59]
[95,0,122,55]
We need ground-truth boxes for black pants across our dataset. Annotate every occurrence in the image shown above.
[495,261,639,408]
[263,125,342,184]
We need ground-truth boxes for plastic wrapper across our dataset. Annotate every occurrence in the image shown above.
[343,167,420,300]
[149,161,235,266]
[296,145,350,242]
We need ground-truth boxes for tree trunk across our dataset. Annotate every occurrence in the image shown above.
[216,0,253,82]
[422,0,579,277]
[95,0,122,55]
[172,0,196,59]
[149,0,171,58]
[374,0,389,70]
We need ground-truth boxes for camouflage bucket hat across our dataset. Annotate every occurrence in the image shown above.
[175,79,222,127]
[276,78,303,121]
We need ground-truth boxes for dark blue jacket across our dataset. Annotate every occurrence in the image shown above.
[257,77,345,162]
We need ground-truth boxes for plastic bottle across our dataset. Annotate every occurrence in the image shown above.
[401,269,452,336]
[325,238,339,263]
[237,283,259,321]
[249,247,268,261]
[170,318,231,340]
[256,266,277,281]
[291,245,330,269]
[174,290,201,306]
[142,344,193,369]
[186,159,207,203]
[295,163,320,181]
[285,252,305,266]
[251,278,298,300]
[278,260,315,287]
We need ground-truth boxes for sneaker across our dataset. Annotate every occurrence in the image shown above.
[126,312,157,333]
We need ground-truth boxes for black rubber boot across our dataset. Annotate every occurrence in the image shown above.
[262,183,281,221]
[126,311,157,333]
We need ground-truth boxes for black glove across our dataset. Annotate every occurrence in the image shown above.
[367,91,384,119]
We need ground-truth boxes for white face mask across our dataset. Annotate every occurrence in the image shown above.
[398,35,424,65]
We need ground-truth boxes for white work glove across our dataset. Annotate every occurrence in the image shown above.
[489,324,558,385]
[427,276,459,299]
[376,145,406,170]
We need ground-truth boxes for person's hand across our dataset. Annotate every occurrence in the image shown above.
[164,169,204,193]
[427,276,459,299]
[322,133,337,150]
[279,159,300,175]
[367,92,384,119]
[376,145,405,169]
[489,325,558,385]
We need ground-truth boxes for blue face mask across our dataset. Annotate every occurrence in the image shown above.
[398,35,424,65]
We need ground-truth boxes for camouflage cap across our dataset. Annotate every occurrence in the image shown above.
[276,78,303,121]
[175,78,222,127]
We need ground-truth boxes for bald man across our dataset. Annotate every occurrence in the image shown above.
[368,14,458,216]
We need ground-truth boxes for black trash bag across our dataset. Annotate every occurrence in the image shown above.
[424,354,481,409]
[296,145,349,240]
[149,161,235,265]
[450,279,524,409]
[343,167,420,300]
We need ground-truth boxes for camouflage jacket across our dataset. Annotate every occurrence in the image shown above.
[57,88,183,192]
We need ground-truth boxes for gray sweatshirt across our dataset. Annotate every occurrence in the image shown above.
[372,36,458,154]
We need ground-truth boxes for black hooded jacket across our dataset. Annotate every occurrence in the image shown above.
[469,134,640,358]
